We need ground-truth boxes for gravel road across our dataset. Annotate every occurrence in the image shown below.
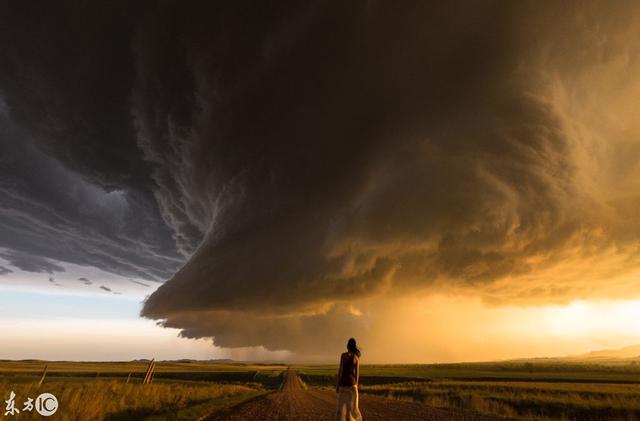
[205,369,512,421]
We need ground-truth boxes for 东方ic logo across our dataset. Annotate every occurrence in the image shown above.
[4,390,58,417]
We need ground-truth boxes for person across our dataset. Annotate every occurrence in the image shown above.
[335,338,363,421]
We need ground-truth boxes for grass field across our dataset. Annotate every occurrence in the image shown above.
[297,361,640,420]
[4,360,640,420]
[1,379,262,420]
[297,361,640,383]
[360,380,640,420]
[0,361,285,420]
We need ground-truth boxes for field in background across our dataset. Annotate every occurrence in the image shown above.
[0,360,286,382]
[297,361,640,420]
[298,361,640,383]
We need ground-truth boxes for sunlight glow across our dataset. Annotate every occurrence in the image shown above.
[542,300,640,338]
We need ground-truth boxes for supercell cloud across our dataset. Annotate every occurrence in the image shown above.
[1,1,640,356]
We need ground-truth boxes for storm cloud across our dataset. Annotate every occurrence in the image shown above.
[1,1,640,356]
[0,67,185,281]
[0,250,65,274]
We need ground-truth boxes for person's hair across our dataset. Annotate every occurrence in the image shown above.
[347,337,361,357]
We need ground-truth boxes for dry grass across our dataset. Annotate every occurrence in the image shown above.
[299,361,640,420]
[1,379,260,420]
[360,380,640,420]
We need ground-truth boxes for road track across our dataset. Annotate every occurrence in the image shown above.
[206,369,511,421]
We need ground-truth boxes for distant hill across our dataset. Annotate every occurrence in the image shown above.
[502,344,640,365]
[129,358,237,363]
[573,344,640,360]
[162,358,236,364]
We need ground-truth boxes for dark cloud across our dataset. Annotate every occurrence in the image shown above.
[140,0,640,353]
[78,277,93,286]
[0,2,152,191]
[135,2,567,312]
[0,266,12,275]
[0,1,639,356]
[48,275,62,287]
[99,285,121,295]
[0,250,65,274]
[0,95,185,281]
[129,279,150,288]
[168,305,368,357]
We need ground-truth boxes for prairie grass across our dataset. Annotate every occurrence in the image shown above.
[0,378,261,420]
[297,362,640,383]
[298,362,640,420]
[360,380,640,420]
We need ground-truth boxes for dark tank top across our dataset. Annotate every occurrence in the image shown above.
[339,352,358,386]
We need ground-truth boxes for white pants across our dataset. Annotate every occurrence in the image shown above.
[335,385,363,421]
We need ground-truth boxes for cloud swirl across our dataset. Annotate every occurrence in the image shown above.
[1,1,639,356]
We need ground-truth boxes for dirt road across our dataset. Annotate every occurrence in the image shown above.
[205,369,509,421]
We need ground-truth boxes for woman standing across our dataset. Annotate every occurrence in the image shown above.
[335,338,363,421]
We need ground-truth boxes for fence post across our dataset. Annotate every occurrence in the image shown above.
[149,363,155,383]
[143,359,155,384]
[37,364,48,388]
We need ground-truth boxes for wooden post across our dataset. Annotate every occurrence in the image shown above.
[125,372,132,384]
[37,364,48,388]
[143,359,155,384]
[149,363,155,383]
[143,360,151,384]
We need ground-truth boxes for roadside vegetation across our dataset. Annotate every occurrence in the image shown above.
[0,361,286,420]
[0,379,260,420]
[361,380,640,420]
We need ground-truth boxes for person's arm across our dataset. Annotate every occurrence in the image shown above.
[355,357,360,387]
[336,354,344,393]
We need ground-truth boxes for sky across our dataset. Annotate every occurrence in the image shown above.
[1,1,640,363]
